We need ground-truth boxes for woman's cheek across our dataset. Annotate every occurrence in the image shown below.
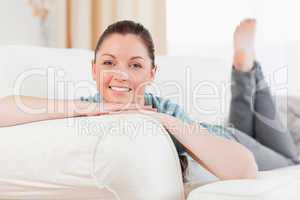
[101,71,112,84]
[97,73,111,91]
[134,81,147,95]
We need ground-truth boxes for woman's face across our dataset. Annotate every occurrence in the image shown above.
[92,33,156,105]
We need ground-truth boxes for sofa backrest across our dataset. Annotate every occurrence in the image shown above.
[1,45,295,125]
[0,46,234,124]
[0,45,96,99]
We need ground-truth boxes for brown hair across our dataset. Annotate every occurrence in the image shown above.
[94,20,156,69]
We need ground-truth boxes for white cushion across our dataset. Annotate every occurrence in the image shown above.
[0,114,185,200]
[277,96,300,155]
[187,165,300,200]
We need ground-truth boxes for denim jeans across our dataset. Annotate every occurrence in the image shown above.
[229,61,299,170]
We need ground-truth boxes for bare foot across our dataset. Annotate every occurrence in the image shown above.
[233,18,256,72]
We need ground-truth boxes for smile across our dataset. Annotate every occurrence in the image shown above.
[109,86,132,92]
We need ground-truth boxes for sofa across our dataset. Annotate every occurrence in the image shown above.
[0,46,300,199]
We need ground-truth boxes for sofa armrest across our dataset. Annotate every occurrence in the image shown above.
[0,114,185,200]
[92,113,185,199]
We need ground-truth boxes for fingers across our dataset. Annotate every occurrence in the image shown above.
[106,103,156,112]
[83,106,158,117]
[85,103,159,117]
[123,104,153,110]
[108,108,157,115]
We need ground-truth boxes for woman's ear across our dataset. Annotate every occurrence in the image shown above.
[91,60,97,81]
[150,65,157,81]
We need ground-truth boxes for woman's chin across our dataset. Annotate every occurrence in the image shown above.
[104,97,134,105]
[104,93,144,105]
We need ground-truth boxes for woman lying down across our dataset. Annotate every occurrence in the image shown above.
[1,19,299,182]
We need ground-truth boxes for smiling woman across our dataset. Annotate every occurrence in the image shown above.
[91,21,157,105]
[77,20,259,181]
[0,20,258,183]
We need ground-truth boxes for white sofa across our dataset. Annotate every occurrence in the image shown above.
[0,46,300,200]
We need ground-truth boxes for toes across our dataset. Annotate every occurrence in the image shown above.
[234,18,257,41]
[236,18,256,33]
[243,18,256,24]
[242,18,257,27]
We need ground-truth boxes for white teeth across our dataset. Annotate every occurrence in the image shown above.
[110,86,130,92]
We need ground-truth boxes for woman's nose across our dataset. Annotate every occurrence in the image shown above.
[113,69,130,81]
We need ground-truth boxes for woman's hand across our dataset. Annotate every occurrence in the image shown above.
[108,109,184,134]
[0,95,159,127]
[78,102,157,117]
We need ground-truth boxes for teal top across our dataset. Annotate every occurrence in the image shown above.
[80,93,235,155]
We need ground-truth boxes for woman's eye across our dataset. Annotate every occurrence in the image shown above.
[103,61,113,66]
[131,63,142,69]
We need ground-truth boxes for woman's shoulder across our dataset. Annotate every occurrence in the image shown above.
[145,92,177,110]
[145,93,194,123]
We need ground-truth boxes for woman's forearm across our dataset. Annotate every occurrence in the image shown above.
[163,118,258,180]
[0,95,96,127]
[184,123,258,180]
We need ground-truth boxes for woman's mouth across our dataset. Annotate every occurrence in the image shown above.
[109,86,132,92]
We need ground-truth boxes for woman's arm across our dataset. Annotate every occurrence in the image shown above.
[0,95,156,127]
[0,95,99,127]
[160,115,258,180]
[115,110,258,180]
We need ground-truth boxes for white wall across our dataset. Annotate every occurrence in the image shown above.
[0,0,43,46]
[167,0,300,97]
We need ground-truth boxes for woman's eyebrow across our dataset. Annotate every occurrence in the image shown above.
[130,56,145,60]
[100,54,144,61]
[101,53,116,58]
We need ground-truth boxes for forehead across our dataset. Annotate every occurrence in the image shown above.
[98,33,149,59]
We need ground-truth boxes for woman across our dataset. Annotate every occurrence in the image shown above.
[3,19,290,181]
